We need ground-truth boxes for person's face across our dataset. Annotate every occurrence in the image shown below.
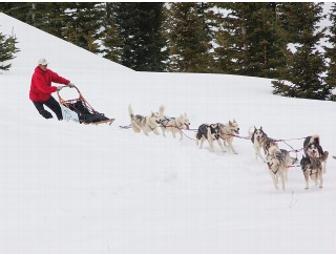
[39,64,47,71]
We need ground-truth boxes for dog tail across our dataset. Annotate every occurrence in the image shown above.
[159,105,165,116]
[196,130,202,140]
[128,104,134,120]
[248,126,255,141]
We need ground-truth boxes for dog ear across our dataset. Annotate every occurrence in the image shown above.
[260,126,263,130]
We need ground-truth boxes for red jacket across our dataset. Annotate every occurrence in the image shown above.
[29,66,70,102]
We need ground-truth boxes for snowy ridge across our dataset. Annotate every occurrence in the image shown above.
[0,12,336,253]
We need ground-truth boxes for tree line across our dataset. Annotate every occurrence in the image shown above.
[1,2,336,100]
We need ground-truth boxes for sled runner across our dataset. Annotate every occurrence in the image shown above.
[57,85,114,125]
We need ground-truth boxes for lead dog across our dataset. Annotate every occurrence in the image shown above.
[128,105,164,136]
[160,112,190,141]
[300,135,329,189]
[266,144,297,191]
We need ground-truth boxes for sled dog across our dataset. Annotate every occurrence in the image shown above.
[160,112,190,140]
[218,120,240,154]
[300,135,329,189]
[196,123,225,151]
[128,105,164,135]
[266,144,297,191]
[196,120,239,153]
[250,127,277,161]
[303,135,329,173]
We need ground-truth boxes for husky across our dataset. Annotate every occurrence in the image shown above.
[218,120,240,154]
[196,123,226,152]
[250,127,277,161]
[266,144,297,191]
[303,135,329,173]
[300,135,329,189]
[160,113,190,140]
[128,105,164,136]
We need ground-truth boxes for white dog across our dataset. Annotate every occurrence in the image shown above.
[160,112,190,140]
[128,105,164,136]
[218,120,240,154]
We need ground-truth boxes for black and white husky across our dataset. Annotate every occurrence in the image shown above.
[128,105,165,136]
[300,135,329,189]
[196,120,240,153]
[196,123,225,151]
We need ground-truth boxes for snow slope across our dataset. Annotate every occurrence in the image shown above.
[0,13,336,253]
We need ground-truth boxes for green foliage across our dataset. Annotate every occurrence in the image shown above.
[0,32,19,71]
[109,3,167,71]
[324,3,336,98]
[165,3,213,72]
[61,3,104,53]
[272,3,329,99]
[214,3,288,78]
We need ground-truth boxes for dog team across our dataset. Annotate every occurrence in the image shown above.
[128,105,330,191]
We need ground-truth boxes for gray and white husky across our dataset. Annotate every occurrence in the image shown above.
[250,126,277,161]
[266,144,297,191]
[128,105,165,136]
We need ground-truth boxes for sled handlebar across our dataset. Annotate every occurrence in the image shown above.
[56,84,82,104]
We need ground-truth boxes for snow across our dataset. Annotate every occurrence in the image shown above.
[0,12,336,253]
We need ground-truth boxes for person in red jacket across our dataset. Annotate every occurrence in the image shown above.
[29,58,74,120]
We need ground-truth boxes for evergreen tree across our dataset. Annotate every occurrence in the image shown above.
[0,32,19,71]
[111,2,167,71]
[324,3,336,100]
[165,3,213,72]
[62,3,104,53]
[214,3,288,78]
[272,3,328,99]
[101,3,123,64]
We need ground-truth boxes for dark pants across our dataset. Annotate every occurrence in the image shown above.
[33,96,63,120]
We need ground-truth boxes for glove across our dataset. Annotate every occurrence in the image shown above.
[68,82,75,88]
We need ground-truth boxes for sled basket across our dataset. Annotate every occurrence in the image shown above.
[56,85,114,125]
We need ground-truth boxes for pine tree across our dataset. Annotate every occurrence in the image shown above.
[214,3,288,78]
[165,3,213,72]
[101,3,123,64]
[110,3,167,71]
[0,32,19,71]
[272,3,328,99]
[0,3,68,40]
[62,3,104,53]
[324,3,336,100]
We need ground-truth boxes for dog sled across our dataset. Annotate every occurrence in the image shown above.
[57,85,114,125]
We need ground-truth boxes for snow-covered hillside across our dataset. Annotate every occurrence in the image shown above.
[0,13,336,253]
